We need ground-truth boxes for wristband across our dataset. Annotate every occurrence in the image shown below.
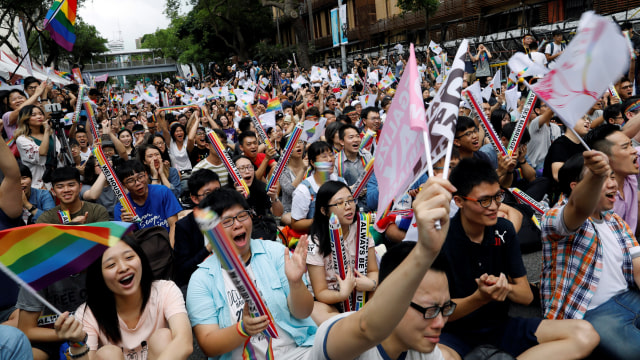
[69,332,88,348]
[66,344,89,359]
[236,320,250,338]
[28,205,37,212]
[630,246,640,259]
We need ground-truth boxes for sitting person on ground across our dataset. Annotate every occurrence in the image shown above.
[186,188,317,359]
[307,175,455,360]
[37,167,109,225]
[19,163,54,223]
[307,181,378,324]
[542,152,640,359]
[174,169,221,291]
[437,157,599,360]
[64,236,193,359]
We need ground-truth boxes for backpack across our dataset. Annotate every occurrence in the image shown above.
[133,226,175,281]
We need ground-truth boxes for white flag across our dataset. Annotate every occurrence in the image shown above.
[525,11,629,128]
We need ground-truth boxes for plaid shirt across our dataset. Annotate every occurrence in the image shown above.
[541,196,638,320]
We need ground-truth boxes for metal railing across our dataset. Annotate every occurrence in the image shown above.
[83,58,176,72]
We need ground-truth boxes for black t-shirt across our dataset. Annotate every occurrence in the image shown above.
[542,135,584,180]
[440,213,526,333]
[189,146,209,167]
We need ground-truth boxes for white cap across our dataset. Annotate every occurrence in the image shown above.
[351,100,361,107]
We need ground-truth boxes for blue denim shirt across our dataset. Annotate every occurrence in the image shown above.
[186,239,317,360]
[28,187,55,222]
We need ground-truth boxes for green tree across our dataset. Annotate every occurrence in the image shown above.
[258,0,312,69]
[396,0,439,44]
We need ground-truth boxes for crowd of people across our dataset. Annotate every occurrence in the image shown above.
[1,20,640,360]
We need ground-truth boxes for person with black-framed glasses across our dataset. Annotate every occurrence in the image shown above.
[436,157,598,360]
[307,176,456,360]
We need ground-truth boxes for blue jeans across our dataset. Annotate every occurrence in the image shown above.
[583,289,640,359]
[0,325,33,360]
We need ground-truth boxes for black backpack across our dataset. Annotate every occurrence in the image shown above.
[133,226,175,281]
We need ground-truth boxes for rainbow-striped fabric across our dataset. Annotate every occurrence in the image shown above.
[43,0,77,51]
[0,222,134,291]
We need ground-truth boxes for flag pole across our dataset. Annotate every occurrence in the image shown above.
[0,262,63,315]
[9,30,44,80]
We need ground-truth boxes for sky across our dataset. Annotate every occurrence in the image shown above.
[79,0,191,51]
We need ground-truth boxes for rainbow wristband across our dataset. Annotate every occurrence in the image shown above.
[236,320,250,338]
[69,333,88,348]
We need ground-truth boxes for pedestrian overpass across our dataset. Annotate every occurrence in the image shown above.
[83,49,178,77]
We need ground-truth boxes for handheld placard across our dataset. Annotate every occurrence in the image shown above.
[507,92,537,156]
[205,130,250,197]
[265,123,303,191]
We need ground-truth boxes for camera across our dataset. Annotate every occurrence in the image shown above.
[44,103,62,113]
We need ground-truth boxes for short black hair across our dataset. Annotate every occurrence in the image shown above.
[455,116,476,134]
[188,169,221,197]
[449,157,499,197]
[238,130,257,146]
[603,104,623,124]
[552,29,562,36]
[88,88,101,96]
[343,105,356,114]
[19,163,32,179]
[199,187,250,215]
[558,153,586,196]
[490,109,509,137]
[238,117,253,133]
[307,141,333,170]
[23,76,40,89]
[51,166,81,185]
[621,22,633,31]
[339,124,359,140]
[379,242,447,285]
[325,122,344,148]
[361,106,380,120]
[584,123,621,156]
[306,107,320,118]
[622,96,640,121]
[502,122,531,144]
[115,160,146,183]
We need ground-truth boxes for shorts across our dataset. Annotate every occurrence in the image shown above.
[440,317,542,357]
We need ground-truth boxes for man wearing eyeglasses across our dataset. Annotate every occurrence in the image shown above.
[436,158,598,360]
[308,176,456,360]
[174,169,221,292]
[114,160,183,245]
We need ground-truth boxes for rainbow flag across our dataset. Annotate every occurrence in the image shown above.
[6,137,15,147]
[175,75,184,81]
[43,0,77,52]
[0,221,134,291]
[266,98,282,113]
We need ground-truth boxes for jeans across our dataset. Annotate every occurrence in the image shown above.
[0,325,33,360]
[583,289,640,359]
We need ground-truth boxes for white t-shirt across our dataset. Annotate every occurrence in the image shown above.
[223,264,309,359]
[545,42,565,69]
[169,137,192,171]
[530,52,548,71]
[291,173,343,221]
[307,312,445,360]
[588,220,629,310]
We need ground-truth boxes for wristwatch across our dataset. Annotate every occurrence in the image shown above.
[28,205,36,212]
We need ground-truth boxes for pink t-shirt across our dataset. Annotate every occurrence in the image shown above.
[75,280,186,359]
[306,221,375,291]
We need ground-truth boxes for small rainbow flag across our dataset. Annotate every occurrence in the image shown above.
[0,222,134,292]
[6,137,15,147]
[266,98,282,113]
[43,0,77,52]
[175,75,184,81]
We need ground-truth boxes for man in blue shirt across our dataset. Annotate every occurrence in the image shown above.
[115,160,183,246]
[19,163,55,223]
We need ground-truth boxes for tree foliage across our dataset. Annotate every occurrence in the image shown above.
[396,0,439,42]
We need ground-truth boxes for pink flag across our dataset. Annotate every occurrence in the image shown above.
[407,44,428,132]
[374,44,430,216]
[94,73,109,83]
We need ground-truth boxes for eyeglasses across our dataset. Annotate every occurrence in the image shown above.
[221,210,252,228]
[196,190,214,198]
[455,128,479,139]
[460,190,505,208]
[237,165,253,173]
[410,301,457,319]
[124,173,147,186]
[196,131,205,135]
[622,85,634,90]
[328,198,357,209]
